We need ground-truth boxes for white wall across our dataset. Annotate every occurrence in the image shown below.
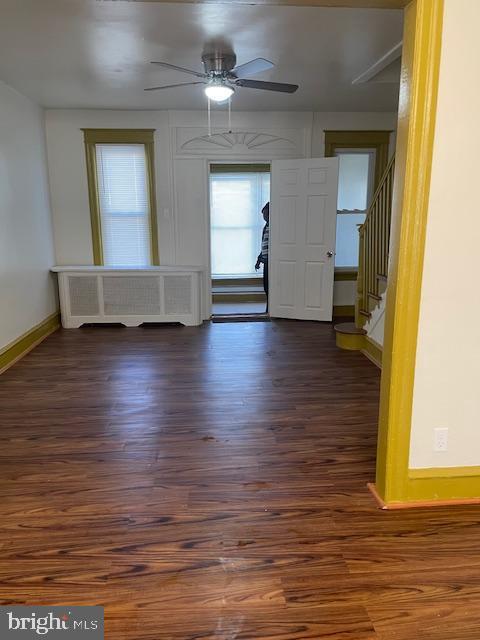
[45,110,174,265]
[409,0,480,469]
[333,280,356,308]
[0,81,57,350]
[45,108,397,318]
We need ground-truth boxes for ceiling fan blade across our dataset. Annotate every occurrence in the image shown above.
[144,81,206,92]
[150,61,207,79]
[231,58,274,78]
[235,79,299,94]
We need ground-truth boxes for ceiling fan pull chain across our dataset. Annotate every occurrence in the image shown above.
[228,96,232,133]
[207,96,211,137]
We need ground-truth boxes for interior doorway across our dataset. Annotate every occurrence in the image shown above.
[209,163,271,318]
[209,156,340,322]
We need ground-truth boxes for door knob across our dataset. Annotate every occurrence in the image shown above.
[326,251,334,258]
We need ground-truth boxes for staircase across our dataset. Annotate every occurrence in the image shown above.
[211,276,267,319]
[363,290,386,346]
[212,277,266,304]
[334,154,395,367]
[357,154,395,327]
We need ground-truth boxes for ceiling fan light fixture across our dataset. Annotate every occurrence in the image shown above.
[204,81,234,103]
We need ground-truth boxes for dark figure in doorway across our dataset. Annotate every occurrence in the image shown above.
[255,202,270,313]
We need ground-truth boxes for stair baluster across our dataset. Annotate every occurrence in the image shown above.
[356,154,395,327]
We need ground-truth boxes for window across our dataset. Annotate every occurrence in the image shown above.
[324,130,391,269]
[210,166,270,277]
[337,152,373,212]
[83,129,159,266]
[335,150,375,267]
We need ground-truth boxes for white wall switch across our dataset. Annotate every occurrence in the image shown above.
[434,427,448,452]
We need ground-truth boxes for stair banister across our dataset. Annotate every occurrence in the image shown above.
[356,154,395,327]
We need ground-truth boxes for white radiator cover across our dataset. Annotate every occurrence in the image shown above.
[52,266,203,328]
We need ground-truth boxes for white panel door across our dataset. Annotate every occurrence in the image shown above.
[269,158,339,321]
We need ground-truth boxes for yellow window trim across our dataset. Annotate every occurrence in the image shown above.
[324,130,392,191]
[82,129,159,266]
[83,129,156,145]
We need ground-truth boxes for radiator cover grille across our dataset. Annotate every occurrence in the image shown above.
[103,276,161,316]
[164,275,192,314]
[68,276,99,316]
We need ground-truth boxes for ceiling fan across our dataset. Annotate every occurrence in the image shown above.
[145,53,299,103]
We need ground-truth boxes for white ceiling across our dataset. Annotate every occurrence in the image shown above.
[0,0,403,111]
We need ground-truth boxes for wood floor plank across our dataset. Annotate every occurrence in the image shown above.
[0,321,478,638]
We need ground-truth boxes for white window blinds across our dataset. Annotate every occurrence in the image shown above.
[95,144,152,267]
[210,172,270,277]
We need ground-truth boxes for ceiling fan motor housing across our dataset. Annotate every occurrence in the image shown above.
[202,53,237,76]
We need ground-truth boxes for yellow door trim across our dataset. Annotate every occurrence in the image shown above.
[375,0,445,505]
[210,164,271,173]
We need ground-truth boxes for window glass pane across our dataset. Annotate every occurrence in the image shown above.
[335,213,366,267]
[211,229,258,276]
[210,172,270,276]
[336,153,371,211]
[96,144,151,267]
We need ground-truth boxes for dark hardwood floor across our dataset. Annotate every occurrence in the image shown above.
[1,321,480,639]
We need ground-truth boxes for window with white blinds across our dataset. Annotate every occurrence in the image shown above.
[95,144,153,267]
[210,171,270,277]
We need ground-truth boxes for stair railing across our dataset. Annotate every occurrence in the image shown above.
[356,154,395,327]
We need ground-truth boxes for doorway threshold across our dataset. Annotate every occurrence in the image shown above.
[212,301,266,315]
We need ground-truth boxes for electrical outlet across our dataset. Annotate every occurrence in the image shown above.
[434,427,448,452]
